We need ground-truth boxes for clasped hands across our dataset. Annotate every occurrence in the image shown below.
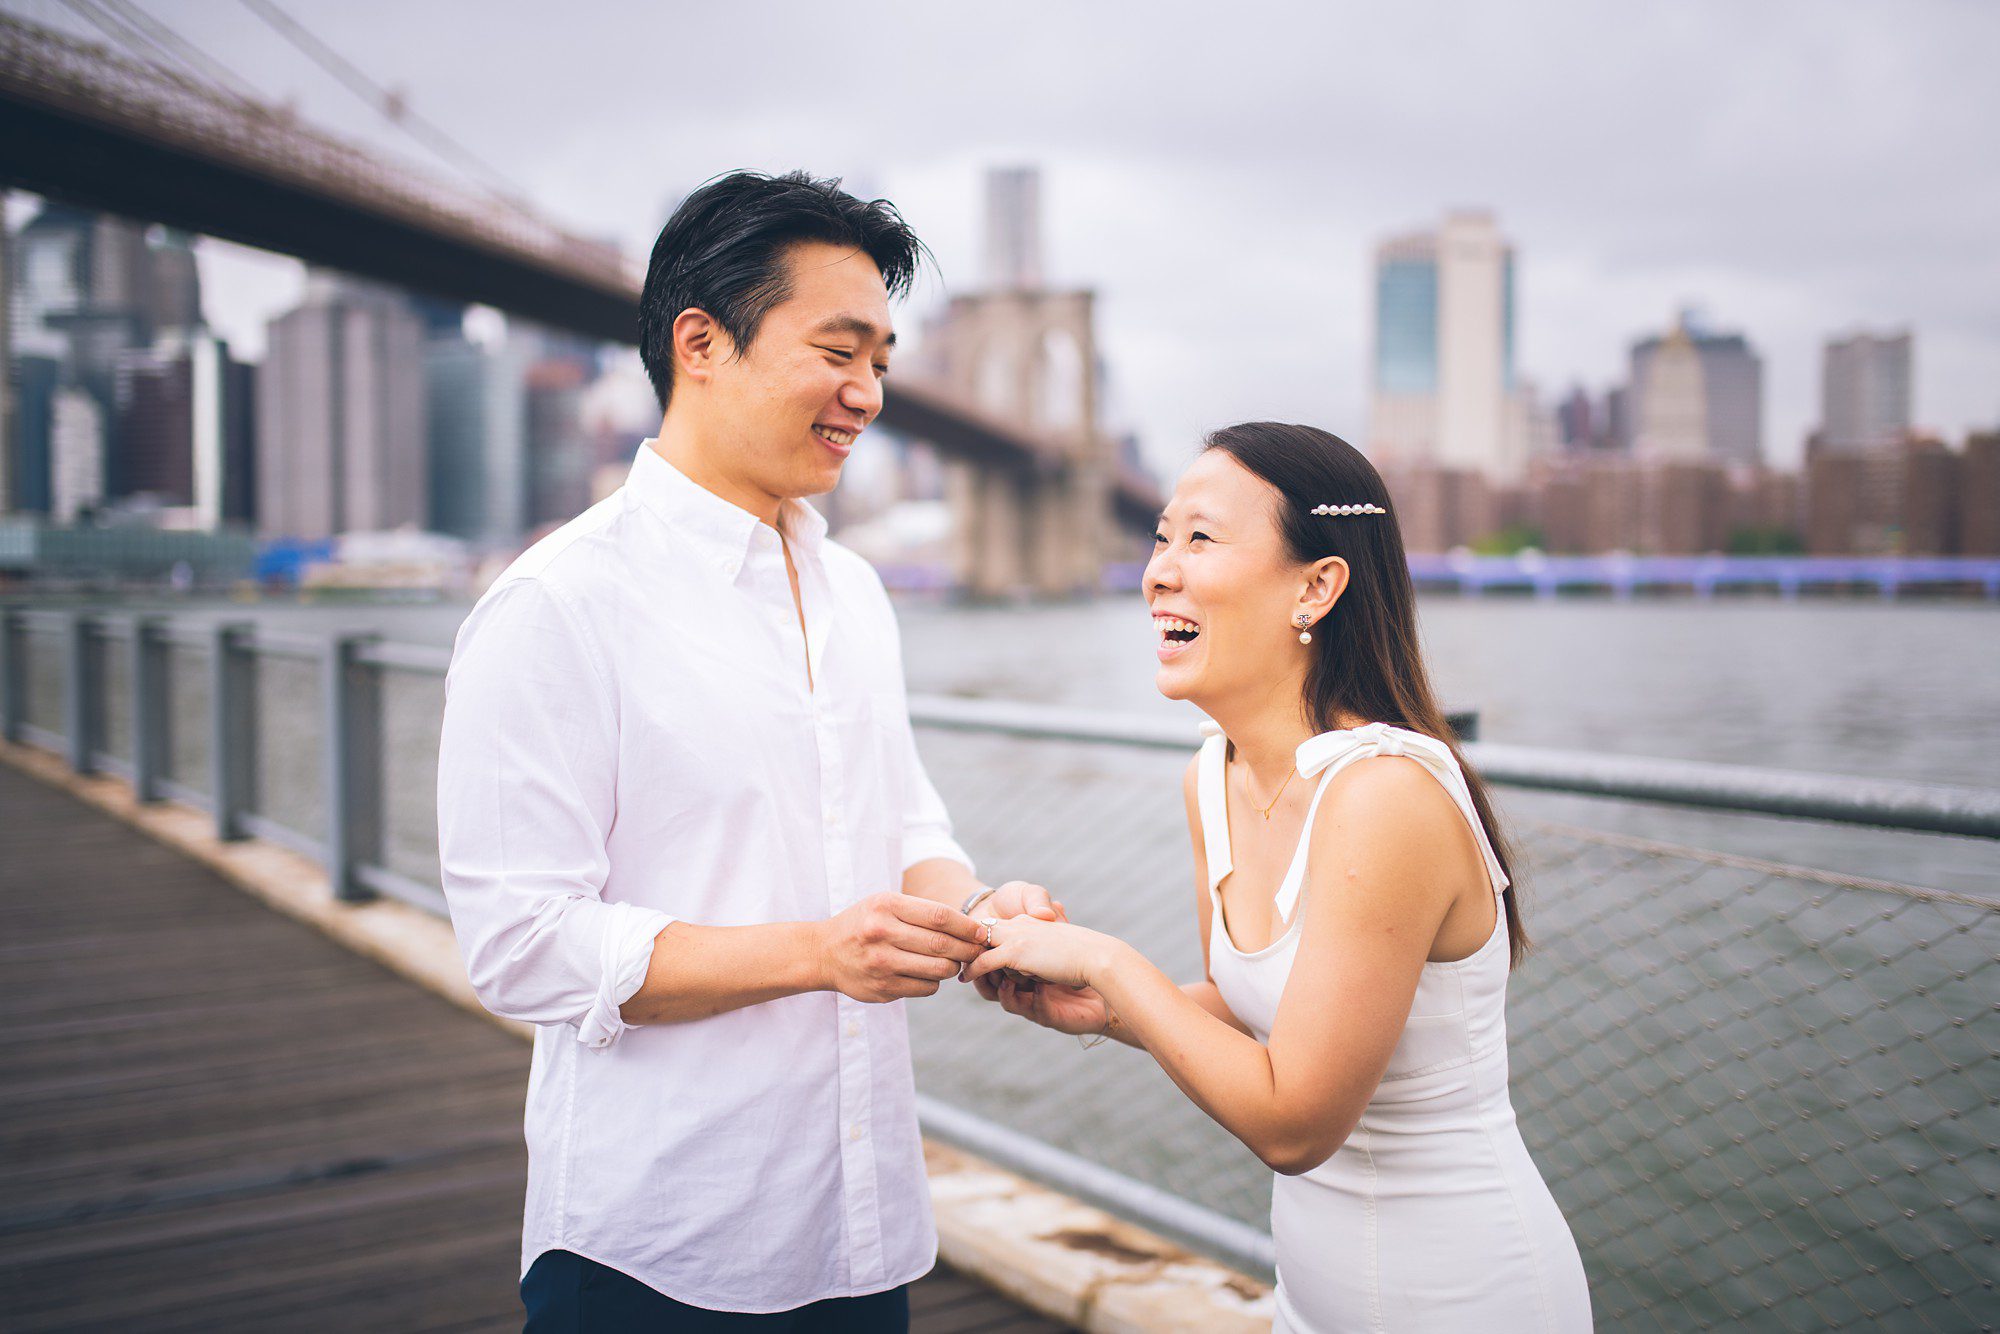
[819,881,1121,1039]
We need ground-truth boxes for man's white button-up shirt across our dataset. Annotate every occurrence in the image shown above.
[437,442,973,1313]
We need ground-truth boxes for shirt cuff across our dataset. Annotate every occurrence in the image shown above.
[901,830,975,878]
[576,903,675,1051]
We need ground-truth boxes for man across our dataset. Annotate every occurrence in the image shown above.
[438,171,1058,1331]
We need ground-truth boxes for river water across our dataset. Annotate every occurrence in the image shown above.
[892,594,2000,896]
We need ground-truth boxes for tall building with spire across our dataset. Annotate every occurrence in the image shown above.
[1632,320,1709,460]
[1627,311,1763,465]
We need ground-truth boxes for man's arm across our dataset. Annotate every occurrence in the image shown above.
[618,892,989,1025]
[439,580,673,1050]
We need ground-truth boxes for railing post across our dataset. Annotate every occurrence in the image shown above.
[209,621,254,840]
[64,611,98,774]
[130,615,166,802]
[0,607,22,744]
[324,634,382,901]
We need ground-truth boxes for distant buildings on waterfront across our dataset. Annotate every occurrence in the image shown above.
[1364,209,1995,559]
[4,189,1991,588]
[1,196,667,588]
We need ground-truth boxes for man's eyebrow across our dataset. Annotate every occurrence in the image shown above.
[810,315,896,347]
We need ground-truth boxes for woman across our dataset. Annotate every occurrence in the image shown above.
[965,423,1592,1333]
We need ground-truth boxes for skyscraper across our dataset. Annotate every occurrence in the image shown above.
[1627,312,1763,465]
[524,356,592,529]
[426,333,529,546]
[1820,330,1913,452]
[983,167,1043,290]
[258,273,426,540]
[1368,210,1529,479]
[112,330,256,527]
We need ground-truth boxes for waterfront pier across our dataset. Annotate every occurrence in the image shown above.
[0,761,1066,1333]
[2,602,1996,1329]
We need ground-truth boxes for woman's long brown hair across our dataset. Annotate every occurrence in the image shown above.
[1205,422,1527,966]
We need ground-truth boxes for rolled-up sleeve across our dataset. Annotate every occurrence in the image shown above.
[437,578,672,1049]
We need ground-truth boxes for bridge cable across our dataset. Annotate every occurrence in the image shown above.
[96,0,268,106]
[233,0,535,214]
[55,0,217,92]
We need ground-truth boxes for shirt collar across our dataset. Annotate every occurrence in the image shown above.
[626,440,828,580]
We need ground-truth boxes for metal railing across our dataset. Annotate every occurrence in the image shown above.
[1,607,450,915]
[1,604,1994,1330]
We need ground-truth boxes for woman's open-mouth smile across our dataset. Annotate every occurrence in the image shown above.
[1154,613,1201,662]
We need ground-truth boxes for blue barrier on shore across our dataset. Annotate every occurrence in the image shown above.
[1405,553,2000,598]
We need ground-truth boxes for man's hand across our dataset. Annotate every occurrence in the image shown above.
[819,893,987,1003]
[996,977,1113,1038]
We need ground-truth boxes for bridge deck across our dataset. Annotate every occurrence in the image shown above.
[0,765,1064,1333]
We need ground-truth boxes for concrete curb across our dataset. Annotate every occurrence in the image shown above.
[1,740,1275,1333]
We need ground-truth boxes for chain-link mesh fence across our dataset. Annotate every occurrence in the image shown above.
[162,639,211,798]
[19,622,63,738]
[247,652,323,845]
[380,667,445,886]
[92,625,132,769]
[904,726,1999,1332]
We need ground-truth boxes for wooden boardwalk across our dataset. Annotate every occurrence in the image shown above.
[0,764,1066,1333]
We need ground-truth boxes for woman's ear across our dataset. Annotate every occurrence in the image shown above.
[1299,556,1350,621]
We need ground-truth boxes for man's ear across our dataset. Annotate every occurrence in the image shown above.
[671,308,730,387]
[1300,556,1350,621]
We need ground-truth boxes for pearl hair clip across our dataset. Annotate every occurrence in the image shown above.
[1310,503,1387,516]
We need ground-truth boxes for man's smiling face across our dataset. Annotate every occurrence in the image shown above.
[705,240,895,501]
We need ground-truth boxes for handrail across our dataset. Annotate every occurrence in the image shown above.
[905,693,2000,841]
[915,1095,1277,1279]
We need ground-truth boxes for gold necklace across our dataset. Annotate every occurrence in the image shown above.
[1242,762,1297,820]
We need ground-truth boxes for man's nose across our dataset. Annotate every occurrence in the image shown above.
[841,370,882,424]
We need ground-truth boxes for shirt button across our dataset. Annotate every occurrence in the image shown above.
[824,809,838,829]
[845,1020,860,1038]
[849,1125,863,1142]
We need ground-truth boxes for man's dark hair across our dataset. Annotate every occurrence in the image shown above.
[638,170,927,409]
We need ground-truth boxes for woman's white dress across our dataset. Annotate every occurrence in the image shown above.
[1197,721,1593,1333]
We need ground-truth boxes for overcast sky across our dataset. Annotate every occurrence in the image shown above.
[10,0,1996,476]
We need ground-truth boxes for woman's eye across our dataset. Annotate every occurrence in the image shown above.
[1190,531,1211,544]
[872,363,890,378]
[1152,532,1168,544]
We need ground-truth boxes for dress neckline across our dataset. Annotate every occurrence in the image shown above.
[1199,721,1508,964]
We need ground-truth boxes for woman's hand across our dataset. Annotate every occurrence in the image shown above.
[995,976,1112,1037]
[965,916,1119,991]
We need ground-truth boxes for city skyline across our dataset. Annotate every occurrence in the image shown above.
[4,0,1989,482]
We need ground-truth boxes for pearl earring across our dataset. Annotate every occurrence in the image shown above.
[1295,614,1313,645]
